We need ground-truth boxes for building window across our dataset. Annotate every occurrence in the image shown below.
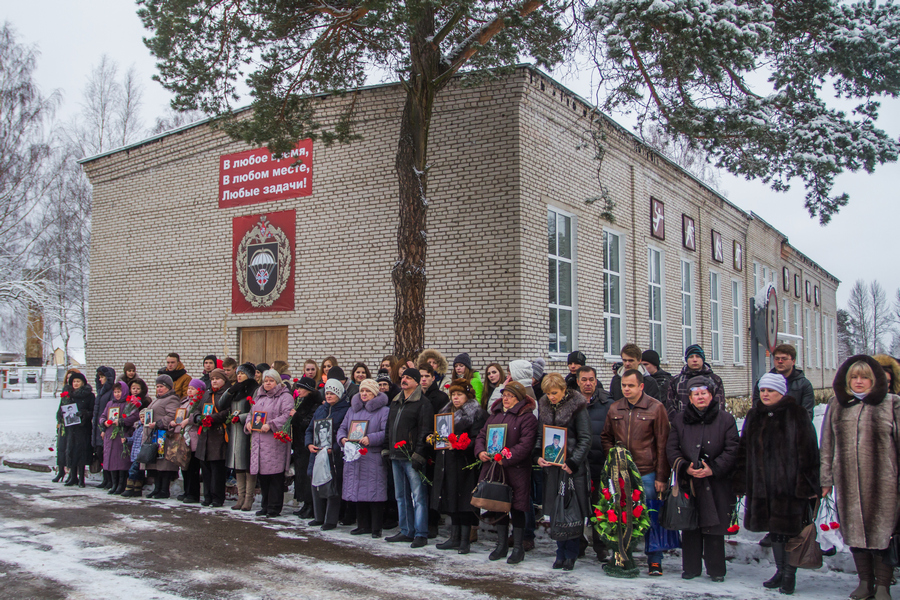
[603,230,625,356]
[794,302,803,367]
[823,316,830,369]
[710,271,722,362]
[648,248,665,357]
[732,280,743,364]
[681,260,694,351]
[753,262,759,294]
[548,208,576,355]
[782,298,789,339]
[831,317,838,369]
[815,312,822,368]
[804,308,812,368]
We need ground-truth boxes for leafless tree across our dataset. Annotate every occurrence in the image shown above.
[150,107,206,135]
[641,123,724,194]
[870,280,892,353]
[846,279,872,354]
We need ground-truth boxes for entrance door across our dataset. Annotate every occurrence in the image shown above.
[240,326,288,367]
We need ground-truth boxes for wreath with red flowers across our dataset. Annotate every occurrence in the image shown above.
[591,445,652,550]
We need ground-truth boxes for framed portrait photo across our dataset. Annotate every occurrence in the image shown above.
[814,285,820,306]
[485,423,508,456]
[542,424,567,466]
[806,280,811,302]
[313,418,332,448]
[434,413,453,450]
[61,403,81,427]
[251,411,268,432]
[202,403,214,416]
[348,420,369,442]
[174,407,187,425]
[143,409,154,427]
[733,241,743,271]
[650,197,665,240]
[107,406,120,421]
[682,214,696,251]
[711,230,724,263]
[783,267,790,292]
[794,274,801,298]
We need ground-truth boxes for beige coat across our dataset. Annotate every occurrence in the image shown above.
[820,354,900,550]
[141,389,181,472]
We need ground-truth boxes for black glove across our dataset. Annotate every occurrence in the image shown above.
[410,452,426,470]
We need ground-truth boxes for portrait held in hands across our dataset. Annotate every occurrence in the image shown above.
[542,424,567,466]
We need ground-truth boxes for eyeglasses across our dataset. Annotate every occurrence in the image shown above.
[773,356,792,362]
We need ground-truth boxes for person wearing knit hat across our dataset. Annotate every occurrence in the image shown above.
[665,344,725,419]
[324,378,345,399]
[566,351,587,390]
[188,378,207,393]
[254,363,271,384]
[448,354,483,403]
[223,361,261,511]
[142,373,181,498]
[751,344,816,421]
[757,373,787,397]
[176,378,206,503]
[641,350,673,406]
[193,367,232,507]
[385,363,435,547]
[236,362,256,380]
[305,375,351,529]
[359,378,380,398]
[156,374,174,390]
[201,355,218,385]
[328,366,347,383]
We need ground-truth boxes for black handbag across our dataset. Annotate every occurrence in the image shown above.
[471,461,512,517]
[787,501,822,569]
[660,458,699,531]
[549,472,584,541]
[136,441,159,464]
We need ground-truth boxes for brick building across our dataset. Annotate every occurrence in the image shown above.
[81,66,839,396]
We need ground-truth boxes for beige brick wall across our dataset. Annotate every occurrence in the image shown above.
[82,66,839,396]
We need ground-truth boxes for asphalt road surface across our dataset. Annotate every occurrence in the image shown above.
[0,466,856,600]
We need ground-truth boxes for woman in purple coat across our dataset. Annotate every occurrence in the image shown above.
[100,382,140,495]
[245,369,294,517]
[474,381,538,564]
[337,379,390,538]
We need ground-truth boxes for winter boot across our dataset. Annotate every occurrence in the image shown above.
[490,523,510,561]
[64,469,77,486]
[874,558,894,600]
[52,470,64,483]
[780,563,797,595]
[764,542,786,589]
[507,527,525,564]
[437,526,461,550]
[850,549,875,600]
[242,474,257,511]
[97,469,112,489]
[232,472,246,510]
[131,479,143,498]
[113,471,128,494]
[107,471,120,495]
[77,467,86,488]
[158,472,172,499]
[120,479,136,497]
[147,475,163,498]
[458,525,472,555]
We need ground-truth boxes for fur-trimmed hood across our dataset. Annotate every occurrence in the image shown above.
[538,389,588,427]
[440,397,484,429]
[489,394,536,416]
[417,348,448,375]
[873,354,900,395]
[833,354,889,407]
[351,391,389,413]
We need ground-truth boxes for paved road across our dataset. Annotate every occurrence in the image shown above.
[0,466,855,600]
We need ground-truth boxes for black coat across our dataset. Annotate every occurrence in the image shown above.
[193,383,232,462]
[431,400,487,514]
[59,384,95,467]
[538,390,592,522]
[650,368,672,406]
[386,387,434,461]
[585,387,613,477]
[424,379,450,416]
[91,366,116,449]
[291,389,323,452]
[734,395,819,536]
[666,400,740,535]
[610,367,661,403]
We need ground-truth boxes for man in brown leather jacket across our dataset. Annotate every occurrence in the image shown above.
[600,369,670,576]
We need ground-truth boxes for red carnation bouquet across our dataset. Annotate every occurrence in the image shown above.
[591,447,652,554]
[447,432,471,450]
[393,440,431,484]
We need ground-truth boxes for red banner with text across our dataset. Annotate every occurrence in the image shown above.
[219,140,312,208]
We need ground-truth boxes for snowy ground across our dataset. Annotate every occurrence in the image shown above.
[0,394,863,599]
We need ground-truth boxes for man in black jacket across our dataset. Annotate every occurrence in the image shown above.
[566,350,586,389]
[579,366,612,561]
[419,364,449,414]
[384,368,434,548]
[641,350,672,402]
[666,345,725,419]
[610,344,660,402]
[751,344,815,420]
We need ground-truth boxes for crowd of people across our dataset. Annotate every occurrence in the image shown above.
[52,346,900,599]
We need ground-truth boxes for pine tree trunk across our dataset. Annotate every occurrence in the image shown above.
[392,11,439,359]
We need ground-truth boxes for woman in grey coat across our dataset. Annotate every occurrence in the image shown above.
[537,373,592,572]
[218,362,258,511]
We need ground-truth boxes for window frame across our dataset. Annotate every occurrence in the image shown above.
[602,227,627,359]
[732,278,744,366]
[681,258,695,353]
[547,206,578,358]
[794,302,803,368]
[647,246,666,361]
[709,270,723,364]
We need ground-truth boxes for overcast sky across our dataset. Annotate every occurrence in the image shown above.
[6,2,897,310]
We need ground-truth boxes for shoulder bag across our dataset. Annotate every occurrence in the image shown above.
[660,457,699,531]
[471,461,512,516]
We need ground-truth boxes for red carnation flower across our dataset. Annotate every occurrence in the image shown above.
[48,447,54,452]
[633,505,644,518]
[830,522,840,530]
[494,453,502,462]
[820,524,829,532]
[359,448,368,455]
[607,510,618,523]
[620,499,626,507]
[105,419,113,427]
[501,447,512,459]
[602,488,612,501]
[594,508,603,519]
[448,433,457,443]
[394,440,407,449]
[632,489,641,502]
[231,415,240,424]
[727,525,740,534]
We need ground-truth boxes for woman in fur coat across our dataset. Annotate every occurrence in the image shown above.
[431,380,487,554]
[218,362,259,511]
[821,355,900,600]
[60,372,94,487]
[734,372,819,595]
[536,373,592,572]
